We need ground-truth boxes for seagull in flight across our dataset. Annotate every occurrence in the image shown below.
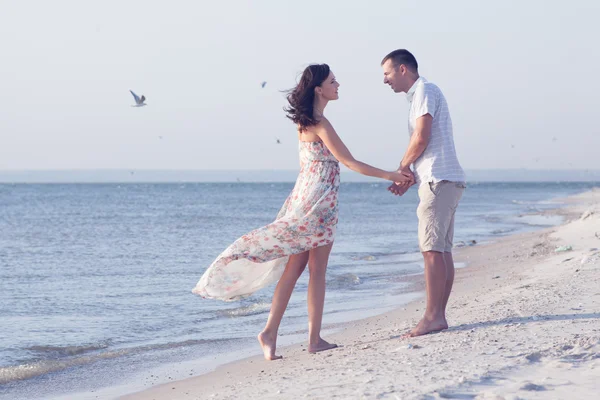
[276,138,281,144]
[261,81,267,88]
[130,90,147,107]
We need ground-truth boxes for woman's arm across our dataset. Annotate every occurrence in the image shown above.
[315,119,412,183]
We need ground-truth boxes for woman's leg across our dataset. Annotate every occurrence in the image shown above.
[307,243,337,353]
[258,252,309,360]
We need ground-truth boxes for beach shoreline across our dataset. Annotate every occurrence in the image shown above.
[117,188,599,400]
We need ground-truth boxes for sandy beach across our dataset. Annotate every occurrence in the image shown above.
[121,189,599,400]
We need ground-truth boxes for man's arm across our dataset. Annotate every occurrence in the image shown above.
[399,114,433,171]
[387,114,433,196]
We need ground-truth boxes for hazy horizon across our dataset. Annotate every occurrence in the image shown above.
[1,169,599,183]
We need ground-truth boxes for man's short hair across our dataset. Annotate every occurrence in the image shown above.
[381,49,418,72]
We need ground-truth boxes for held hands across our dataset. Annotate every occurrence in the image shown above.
[387,167,415,196]
[387,182,411,196]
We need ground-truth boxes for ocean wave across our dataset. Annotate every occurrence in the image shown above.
[1,338,231,385]
[327,273,361,289]
[0,349,126,385]
[350,255,378,261]
[515,214,564,227]
[26,342,110,358]
[491,228,517,235]
[511,199,563,205]
[216,302,272,318]
[483,215,501,223]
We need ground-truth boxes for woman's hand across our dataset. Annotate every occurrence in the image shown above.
[387,182,410,196]
[388,171,414,184]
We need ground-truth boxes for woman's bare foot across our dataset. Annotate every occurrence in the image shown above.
[402,316,448,338]
[308,338,338,354]
[258,331,282,360]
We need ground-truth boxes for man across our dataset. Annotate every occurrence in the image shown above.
[382,49,466,337]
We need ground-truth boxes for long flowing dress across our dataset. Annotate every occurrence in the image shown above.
[192,140,340,301]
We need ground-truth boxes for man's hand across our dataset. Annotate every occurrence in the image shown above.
[387,166,415,196]
[398,166,415,183]
[388,182,409,196]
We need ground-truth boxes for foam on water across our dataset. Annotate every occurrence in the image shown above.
[0,338,233,385]
[327,273,362,289]
[513,214,565,227]
[216,302,272,318]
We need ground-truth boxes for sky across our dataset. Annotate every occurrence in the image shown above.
[2,0,599,173]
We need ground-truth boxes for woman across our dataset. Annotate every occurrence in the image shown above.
[193,64,412,360]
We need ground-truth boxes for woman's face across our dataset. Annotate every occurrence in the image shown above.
[317,71,340,101]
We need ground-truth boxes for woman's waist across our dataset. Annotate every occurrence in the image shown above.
[301,154,339,162]
[300,160,339,172]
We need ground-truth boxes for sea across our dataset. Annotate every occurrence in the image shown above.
[0,181,598,399]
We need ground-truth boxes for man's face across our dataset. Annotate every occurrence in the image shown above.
[382,59,404,93]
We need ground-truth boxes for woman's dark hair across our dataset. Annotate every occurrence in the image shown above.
[284,64,330,132]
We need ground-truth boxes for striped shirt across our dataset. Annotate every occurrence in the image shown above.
[407,77,466,185]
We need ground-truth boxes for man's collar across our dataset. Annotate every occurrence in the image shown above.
[406,76,426,102]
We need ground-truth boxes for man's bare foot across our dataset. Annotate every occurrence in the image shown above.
[258,331,282,360]
[308,338,338,354]
[403,316,448,338]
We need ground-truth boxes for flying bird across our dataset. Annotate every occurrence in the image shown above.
[276,138,281,144]
[261,81,267,88]
[129,90,147,107]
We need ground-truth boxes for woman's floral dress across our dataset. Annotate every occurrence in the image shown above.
[192,141,340,301]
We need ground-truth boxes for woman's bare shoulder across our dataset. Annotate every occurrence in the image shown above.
[314,118,334,134]
[298,119,334,139]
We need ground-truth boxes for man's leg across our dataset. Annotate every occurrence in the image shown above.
[441,190,462,321]
[406,250,449,337]
[441,210,457,317]
[442,252,455,317]
[406,181,460,337]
